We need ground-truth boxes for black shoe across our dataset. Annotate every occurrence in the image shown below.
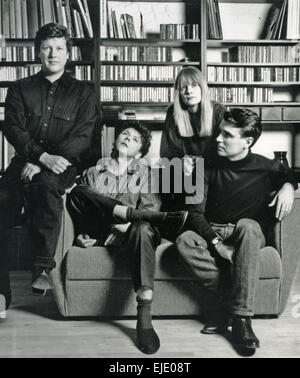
[137,327,160,355]
[32,269,53,296]
[201,315,232,335]
[162,211,188,237]
[232,316,260,351]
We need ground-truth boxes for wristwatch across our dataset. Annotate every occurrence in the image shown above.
[211,236,222,247]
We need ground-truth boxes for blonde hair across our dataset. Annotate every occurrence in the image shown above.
[173,66,213,138]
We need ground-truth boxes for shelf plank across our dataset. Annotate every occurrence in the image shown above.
[100,61,199,66]
[101,39,200,46]
[101,81,174,86]
[0,61,93,67]
[207,40,300,47]
[207,62,300,67]
[101,102,171,107]
[222,102,300,106]
[208,82,300,87]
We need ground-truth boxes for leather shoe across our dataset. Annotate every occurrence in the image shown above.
[32,269,53,295]
[232,316,260,350]
[201,314,232,335]
[161,211,188,238]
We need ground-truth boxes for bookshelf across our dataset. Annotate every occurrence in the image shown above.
[1,0,300,174]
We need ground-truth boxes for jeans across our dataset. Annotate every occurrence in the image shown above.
[0,157,77,273]
[67,185,161,291]
[176,218,266,316]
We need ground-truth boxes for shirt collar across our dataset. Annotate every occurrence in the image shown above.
[96,158,143,176]
[37,70,72,88]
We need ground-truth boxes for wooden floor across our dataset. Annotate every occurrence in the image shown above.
[1,271,300,358]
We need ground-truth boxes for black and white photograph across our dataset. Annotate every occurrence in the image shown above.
[0,0,300,362]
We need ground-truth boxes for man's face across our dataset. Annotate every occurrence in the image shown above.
[216,120,253,161]
[115,128,143,159]
[38,37,69,76]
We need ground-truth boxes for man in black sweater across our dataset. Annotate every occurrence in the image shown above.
[176,108,297,353]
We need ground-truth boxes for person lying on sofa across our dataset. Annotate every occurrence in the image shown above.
[176,108,297,354]
[67,123,188,355]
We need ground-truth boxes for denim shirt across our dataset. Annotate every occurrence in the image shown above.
[79,158,162,211]
[3,71,97,165]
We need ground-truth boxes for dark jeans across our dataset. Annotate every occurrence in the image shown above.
[0,157,77,279]
[176,218,266,316]
[67,185,161,291]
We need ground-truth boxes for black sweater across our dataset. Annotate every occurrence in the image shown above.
[185,152,298,242]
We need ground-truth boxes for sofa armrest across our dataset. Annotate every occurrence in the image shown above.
[51,194,75,317]
[274,192,300,314]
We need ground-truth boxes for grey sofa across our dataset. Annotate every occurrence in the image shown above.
[50,191,300,318]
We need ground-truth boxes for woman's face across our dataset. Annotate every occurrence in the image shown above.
[179,79,202,112]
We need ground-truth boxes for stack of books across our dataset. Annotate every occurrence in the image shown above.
[160,24,199,40]
[0,0,93,39]
[263,0,300,39]
[100,46,173,62]
[207,0,222,40]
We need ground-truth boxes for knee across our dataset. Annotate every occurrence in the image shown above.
[131,221,157,237]
[235,218,262,236]
[176,231,208,252]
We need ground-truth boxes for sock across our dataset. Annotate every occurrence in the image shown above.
[126,208,166,225]
[136,297,160,354]
[137,297,153,329]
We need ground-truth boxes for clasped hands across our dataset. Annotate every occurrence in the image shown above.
[21,153,72,182]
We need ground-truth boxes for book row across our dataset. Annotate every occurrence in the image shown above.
[0,88,8,102]
[207,0,222,40]
[100,87,174,103]
[286,0,300,39]
[74,65,94,81]
[0,45,82,62]
[99,46,173,63]
[207,66,300,83]
[0,65,39,80]
[0,0,93,39]
[105,1,144,39]
[100,65,182,82]
[229,45,300,63]
[160,24,200,40]
[209,87,273,104]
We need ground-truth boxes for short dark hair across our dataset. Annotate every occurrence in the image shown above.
[35,23,72,56]
[113,122,152,158]
[223,108,262,147]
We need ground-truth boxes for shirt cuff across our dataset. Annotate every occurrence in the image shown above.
[31,145,46,163]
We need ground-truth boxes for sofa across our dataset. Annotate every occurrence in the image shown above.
[50,191,300,318]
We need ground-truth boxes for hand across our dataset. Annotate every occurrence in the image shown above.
[268,183,294,221]
[214,241,235,263]
[76,234,97,248]
[21,162,41,183]
[39,152,71,174]
[183,155,195,176]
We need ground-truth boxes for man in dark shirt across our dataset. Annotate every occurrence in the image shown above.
[176,108,297,353]
[0,23,97,308]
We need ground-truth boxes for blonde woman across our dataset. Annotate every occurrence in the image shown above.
[160,66,225,167]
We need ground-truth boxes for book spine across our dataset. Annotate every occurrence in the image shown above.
[9,0,16,38]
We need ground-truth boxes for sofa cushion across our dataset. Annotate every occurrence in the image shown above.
[66,243,282,281]
[66,240,194,280]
